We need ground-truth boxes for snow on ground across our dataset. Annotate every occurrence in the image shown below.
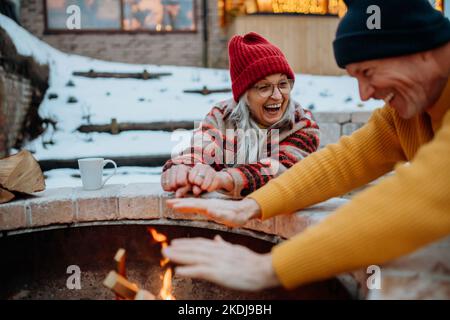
[1,14,384,187]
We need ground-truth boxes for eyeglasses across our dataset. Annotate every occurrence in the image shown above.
[252,79,294,98]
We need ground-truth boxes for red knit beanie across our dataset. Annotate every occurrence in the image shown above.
[228,32,295,102]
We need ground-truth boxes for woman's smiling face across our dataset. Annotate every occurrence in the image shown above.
[246,73,293,127]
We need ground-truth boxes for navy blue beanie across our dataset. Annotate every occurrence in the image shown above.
[333,0,450,68]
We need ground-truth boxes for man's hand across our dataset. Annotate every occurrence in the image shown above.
[162,235,280,291]
[166,197,261,227]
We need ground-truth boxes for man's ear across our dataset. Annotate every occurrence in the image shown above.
[418,49,433,63]
[345,63,358,77]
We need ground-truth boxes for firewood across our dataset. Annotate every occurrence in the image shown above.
[0,150,45,203]
[0,187,15,203]
[114,248,127,300]
[103,271,139,300]
[114,248,126,277]
[135,290,156,300]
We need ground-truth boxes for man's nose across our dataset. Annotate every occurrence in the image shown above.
[358,80,375,101]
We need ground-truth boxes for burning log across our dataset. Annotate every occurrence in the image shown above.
[135,290,156,300]
[114,248,126,300]
[103,271,140,300]
[103,268,156,300]
[114,248,126,278]
[0,150,45,203]
[104,228,175,300]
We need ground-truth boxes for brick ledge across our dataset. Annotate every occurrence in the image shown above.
[0,183,347,237]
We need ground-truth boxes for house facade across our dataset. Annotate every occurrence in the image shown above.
[2,0,447,74]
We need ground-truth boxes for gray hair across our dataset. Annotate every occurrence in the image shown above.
[229,93,295,164]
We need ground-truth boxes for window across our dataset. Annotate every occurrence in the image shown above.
[45,0,196,32]
[219,0,348,18]
[219,0,445,23]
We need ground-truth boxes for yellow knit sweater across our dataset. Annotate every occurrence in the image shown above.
[248,79,450,289]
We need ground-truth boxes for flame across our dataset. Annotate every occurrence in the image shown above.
[160,269,175,300]
[148,227,167,243]
[160,242,169,267]
[147,227,175,300]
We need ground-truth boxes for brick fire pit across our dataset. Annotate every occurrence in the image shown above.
[0,183,448,299]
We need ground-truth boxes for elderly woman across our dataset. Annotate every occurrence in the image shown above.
[161,32,320,198]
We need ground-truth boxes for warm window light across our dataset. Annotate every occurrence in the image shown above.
[271,0,333,15]
[434,0,444,11]
[220,0,444,22]
[245,0,258,13]
[225,0,346,16]
[256,0,273,12]
[309,0,328,15]
[328,0,346,17]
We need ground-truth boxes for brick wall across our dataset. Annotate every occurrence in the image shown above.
[0,65,33,158]
[0,26,49,159]
[206,0,229,69]
[19,0,228,68]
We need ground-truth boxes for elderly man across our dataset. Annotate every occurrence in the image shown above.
[162,0,450,292]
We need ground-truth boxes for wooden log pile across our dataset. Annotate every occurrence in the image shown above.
[0,150,45,203]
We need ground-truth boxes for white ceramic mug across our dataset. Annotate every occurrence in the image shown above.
[78,158,117,191]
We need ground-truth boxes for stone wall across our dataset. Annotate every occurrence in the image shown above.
[315,111,371,147]
[0,27,49,158]
[19,0,227,68]
[0,65,33,158]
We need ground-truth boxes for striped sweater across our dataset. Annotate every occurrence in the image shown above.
[163,98,320,197]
